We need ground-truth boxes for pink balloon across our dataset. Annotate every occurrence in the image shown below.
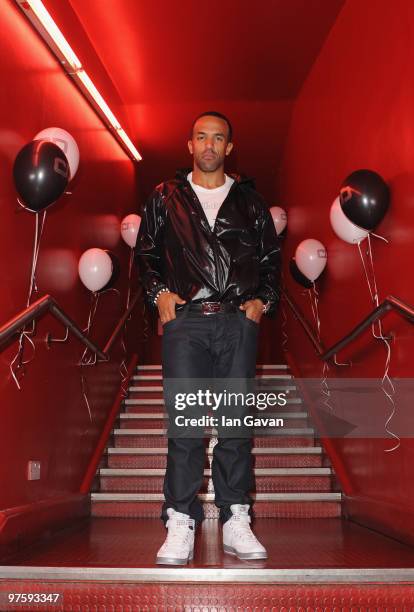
[295,239,327,282]
[330,196,369,244]
[78,248,112,292]
[270,206,287,235]
[121,214,141,247]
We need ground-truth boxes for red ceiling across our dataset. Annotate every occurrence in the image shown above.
[67,0,344,103]
[51,0,345,200]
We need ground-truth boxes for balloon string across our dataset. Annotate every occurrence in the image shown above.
[366,235,399,452]
[357,236,382,340]
[120,251,134,397]
[367,234,386,337]
[80,370,93,423]
[27,210,47,307]
[367,234,380,305]
[126,246,149,347]
[308,284,321,342]
[86,292,100,334]
[308,284,334,413]
[357,235,398,452]
[79,292,100,366]
[79,288,130,417]
[281,296,289,353]
[370,231,389,243]
[320,360,334,413]
[99,286,121,298]
[334,354,352,367]
[119,346,129,397]
[27,211,40,306]
[78,292,101,422]
[279,271,288,353]
[9,332,36,390]
[357,239,376,304]
[10,211,47,390]
[379,332,398,452]
[119,248,137,393]
[126,249,134,312]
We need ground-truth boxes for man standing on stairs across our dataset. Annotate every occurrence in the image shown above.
[135,111,281,565]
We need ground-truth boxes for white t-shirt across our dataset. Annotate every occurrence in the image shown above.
[188,172,234,230]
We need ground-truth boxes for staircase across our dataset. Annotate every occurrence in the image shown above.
[3,364,414,610]
[92,363,342,519]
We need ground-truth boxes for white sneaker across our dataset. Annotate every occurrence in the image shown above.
[222,504,267,560]
[156,508,195,565]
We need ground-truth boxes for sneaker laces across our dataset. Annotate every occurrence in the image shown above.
[229,513,258,543]
[164,516,194,548]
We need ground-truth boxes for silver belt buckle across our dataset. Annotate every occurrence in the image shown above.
[202,301,221,315]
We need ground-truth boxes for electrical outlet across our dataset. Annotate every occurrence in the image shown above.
[27,460,41,480]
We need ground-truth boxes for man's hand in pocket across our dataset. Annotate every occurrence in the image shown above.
[158,292,186,325]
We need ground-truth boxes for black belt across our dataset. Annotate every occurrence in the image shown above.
[177,301,239,315]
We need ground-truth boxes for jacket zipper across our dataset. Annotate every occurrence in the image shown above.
[185,180,238,295]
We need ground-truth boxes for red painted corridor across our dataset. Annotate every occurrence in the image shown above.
[1,0,414,610]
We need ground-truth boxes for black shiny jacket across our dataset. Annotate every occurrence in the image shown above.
[135,168,282,316]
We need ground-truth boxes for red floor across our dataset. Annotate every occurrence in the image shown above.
[3,517,414,570]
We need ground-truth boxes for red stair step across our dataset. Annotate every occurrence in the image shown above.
[91,498,341,519]
[107,452,324,469]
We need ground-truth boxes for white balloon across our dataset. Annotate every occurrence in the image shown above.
[78,248,112,292]
[34,127,79,179]
[121,214,141,248]
[270,206,287,235]
[295,238,327,282]
[330,196,369,244]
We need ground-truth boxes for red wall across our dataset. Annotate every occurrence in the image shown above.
[279,0,414,542]
[0,1,141,544]
[62,0,343,367]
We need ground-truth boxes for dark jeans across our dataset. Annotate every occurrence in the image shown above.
[160,305,259,525]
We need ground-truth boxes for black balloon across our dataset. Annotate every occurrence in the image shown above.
[289,257,313,289]
[98,251,120,293]
[13,140,69,212]
[339,169,390,231]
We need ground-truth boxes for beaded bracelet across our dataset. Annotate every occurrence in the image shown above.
[262,301,271,314]
[153,287,170,306]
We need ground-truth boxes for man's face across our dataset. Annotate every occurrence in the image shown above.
[188,115,233,173]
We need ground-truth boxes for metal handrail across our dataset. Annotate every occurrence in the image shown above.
[281,289,325,356]
[0,291,140,361]
[281,288,414,362]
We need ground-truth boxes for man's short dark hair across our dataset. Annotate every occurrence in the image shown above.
[190,111,233,142]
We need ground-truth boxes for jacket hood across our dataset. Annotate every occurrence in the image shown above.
[175,167,256,189]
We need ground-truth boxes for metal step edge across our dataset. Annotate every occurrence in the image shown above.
[124,397,303,405]
[119,412,308,419]
[256,364,290,369]
[113,428,315,436]
[2,566,412,584]
[129,383,298,390]
[128,386,164,391]
[136,364,290,370]
[91,492,342,501]
[106,446,323,455]
[99,467,332,476]
[133,374,293,380]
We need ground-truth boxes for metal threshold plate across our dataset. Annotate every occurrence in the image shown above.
[107,446,323,454]
[91,492,341,501]
[1,566,414,584]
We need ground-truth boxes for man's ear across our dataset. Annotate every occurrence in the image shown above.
[188,140,194,155]
[225,142,234,156]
